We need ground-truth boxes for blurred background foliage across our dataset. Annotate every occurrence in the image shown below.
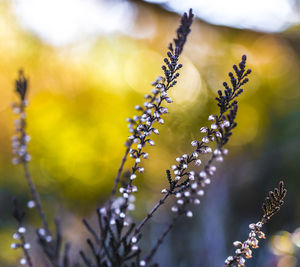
[0,0,300,266]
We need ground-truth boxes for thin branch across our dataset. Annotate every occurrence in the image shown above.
[144,214,181,264]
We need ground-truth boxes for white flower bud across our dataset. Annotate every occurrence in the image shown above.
[18,227,26,234]
[208,115,215,121]
[27,200,35,208]
[20,258,27,265]
[186,211,193,217]
[191,140,198,147]
[171,206,178,212]
[195,159,202,166]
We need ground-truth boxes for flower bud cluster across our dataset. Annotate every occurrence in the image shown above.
[10,226,32,265]
[11,101,31,165]
[124,58,182,195]
[167,114,230,217]
[225,221,265,266]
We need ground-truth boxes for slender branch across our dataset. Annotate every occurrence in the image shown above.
[22,162,50,233]
[111,143,132,198]
[134,192,170,235]
[20,234,33,267]
[144,214,181,264]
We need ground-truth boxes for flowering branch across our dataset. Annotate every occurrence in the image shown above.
[80,9,194,267]
[11,70,70,267]
[133,55,251,265]
[225,181,287,267]
[110,9,194,200]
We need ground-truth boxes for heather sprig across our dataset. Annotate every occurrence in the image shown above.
[11,71,70,267]
[11,70,50,234]
[111,8,194,200]
[225,181,287,267]
[136,55,251,265]
[80,9,194,267]
[11,199,33,267]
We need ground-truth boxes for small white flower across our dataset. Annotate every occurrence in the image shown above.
[18,227,26,234]
[184,191,190,197]
[177,199,184,205]
[215,132,222,138]
[194,199,200,204]
[161,188,167,193]
[191,140,198,147]
[186,211,193,217]
[209,166,216,172]
[10,243,17,249]
[119,188,125,193]
[131,236,137,243]
[143,153,149,159]
[138,167,144,173]
[128,203,135,211]
[176,157,182,162]
[132,245,139,251]
[182,164,187,169]
[153,129,159,135]
[214,149,221,155]
[223,120,230,127]
[192,151,198,158]
[132,186,138,192]
[130,174,137,180]
[216,156,223,162]
[223,148,229,155]
[200,127,208,133]
[99,208,106,214]
[208,115,215,121]
[38,228,46,236]
[119,212,126,218]
[175,193,181,198]
[13,233,20,240]
[174,170,180,175]
[27,200,35,209]
[171,206,178,212]
[24,243,31,250]
[140,260,146,266]
[205,178,211,184]
[135,158,141,163]
[175,176,181,181]
[149,140,155,146]
[165,97,173,103]
[211,124,217,129]
[20,258,27,265]
[202,137,209,143]
[199,171,207,178]
[137,144,142,150]
[45,236,52,242]
[158,118,164,124]
[205,147,212,153]
[191,183,198,189]
[197,190,204,196]
[135,105,142,110]
[123,193,129,198]
[171,165,177,170]
[110,219,116,225]
[195,159,202,166]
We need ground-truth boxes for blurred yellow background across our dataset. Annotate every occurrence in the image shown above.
[0,0,300,266]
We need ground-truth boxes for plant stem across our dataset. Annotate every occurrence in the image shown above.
[111,142,132,198]
[134,192,170,235]
[22,162,49,233]
[144,213,181,263]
